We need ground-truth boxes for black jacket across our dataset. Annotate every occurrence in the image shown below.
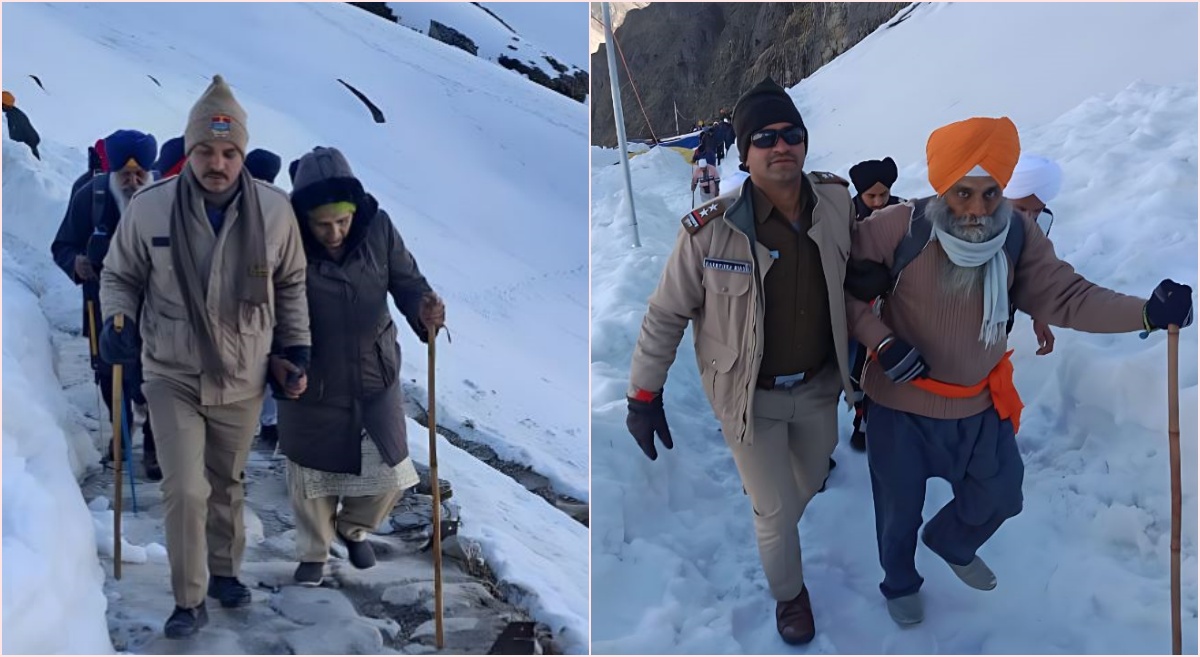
[51,174,122,341]
[853,194,904,221]
[4,105,40,159]
[277,184,433,475]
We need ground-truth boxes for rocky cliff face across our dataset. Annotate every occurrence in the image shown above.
[350,2,588,103]
[589,2,650,54]
[591,2,909,146]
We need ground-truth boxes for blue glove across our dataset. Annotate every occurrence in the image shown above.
[1145,279,1194,331]
[875,336,928,384]
[99,316,141,366]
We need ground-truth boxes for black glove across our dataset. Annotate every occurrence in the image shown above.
[845,259,892,302]
[875,336,928,384]
[98,316,141,366]
[1145,279,1194,331]
[626,392,673,461]
[283,345,311,373]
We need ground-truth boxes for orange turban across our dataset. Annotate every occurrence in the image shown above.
[2,91,13,108]
[926,117,1020,196]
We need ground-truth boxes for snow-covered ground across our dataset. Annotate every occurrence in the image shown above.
[480,3,589,70]
[591,3,1199,654]
[387,3,586,80]
[2,2,587,653]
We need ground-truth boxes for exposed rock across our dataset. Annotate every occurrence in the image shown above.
[428,20,479,56]
[591,2,909,145]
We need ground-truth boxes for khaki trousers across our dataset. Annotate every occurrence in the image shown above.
[142,377,262,608]
[724,362,840,601]
[287,472,403,563]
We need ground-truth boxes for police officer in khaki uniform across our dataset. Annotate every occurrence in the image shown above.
[625,78,855,645]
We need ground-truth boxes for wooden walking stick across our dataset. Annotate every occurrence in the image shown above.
[111,313,125,579]
[428,330,444,649]
[1167,324,1181,655]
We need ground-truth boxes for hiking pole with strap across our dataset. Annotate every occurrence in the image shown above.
[111,313,125,579]
[427,329,444,650]
[86,300,106,455]
[120,380,139,515]
[1167,324,1181,655]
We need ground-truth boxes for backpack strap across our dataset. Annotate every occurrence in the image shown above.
[86,173,112,267]
[1002,213,1026,333]
[889,197,933,281]
[1002,211,1025,268]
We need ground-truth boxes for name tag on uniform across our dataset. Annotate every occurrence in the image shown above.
[151,236,170,247]
[703,258,751,274]
[768,250,780,259]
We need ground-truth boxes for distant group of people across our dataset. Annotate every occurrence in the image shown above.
[691,108,735,166]
[626,76,1193,644]
[47,75,445,640]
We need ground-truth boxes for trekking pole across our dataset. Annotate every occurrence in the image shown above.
[427,330,444,649]
[1167,324,1181,655]
[86,301,106,454]
[120,383,139,515]
[111,313,125,579]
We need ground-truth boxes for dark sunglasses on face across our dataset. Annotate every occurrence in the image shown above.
[750,125,807,149]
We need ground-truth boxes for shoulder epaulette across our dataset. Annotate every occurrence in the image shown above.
[681,196,732,235]
[811,171,850,186]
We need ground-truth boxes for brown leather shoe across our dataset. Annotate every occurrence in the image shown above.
[776,586,816,645]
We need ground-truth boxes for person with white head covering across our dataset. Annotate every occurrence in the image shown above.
[691,156,721,203]
[1005,153,1062,228]
[1005,154,1064,354]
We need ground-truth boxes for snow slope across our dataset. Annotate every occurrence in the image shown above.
[387,3,586,84]
[3,2,587,652]
[480,3,589,70]
[591,3,1198,654]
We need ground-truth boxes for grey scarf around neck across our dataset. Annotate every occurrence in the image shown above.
[170,165,269,381]
[932,218,1011,347]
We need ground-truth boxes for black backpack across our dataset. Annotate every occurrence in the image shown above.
[85,173,113,267]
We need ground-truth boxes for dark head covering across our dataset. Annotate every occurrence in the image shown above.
[848,157,899,195]
[290,146,365,218]
[104,130,158,171]
[732,77,806,165]
[245,148,282,184]
[153,136,185,177]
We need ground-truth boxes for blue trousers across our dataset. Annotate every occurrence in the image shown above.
[866,403,1024,599]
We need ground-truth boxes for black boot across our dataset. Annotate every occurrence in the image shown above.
[337,531,377,569]
[259,423,279,448]
[143,450,162,482]
[850,405,867,452]
[207,575,251,608]
[818,458,836,493]
[164,603,208,639]
[143,416,162,481]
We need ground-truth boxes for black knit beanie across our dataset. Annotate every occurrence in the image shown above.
[733,77,806,166]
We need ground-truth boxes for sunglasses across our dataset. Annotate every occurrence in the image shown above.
[750,125,807,149]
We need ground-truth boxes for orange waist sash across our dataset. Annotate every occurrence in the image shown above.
[909,350,1023,434]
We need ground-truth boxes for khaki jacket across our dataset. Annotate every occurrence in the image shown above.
[100,176,310,406]
[629,173,856,445]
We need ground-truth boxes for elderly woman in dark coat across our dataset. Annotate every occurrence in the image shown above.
[273,146,445,586]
